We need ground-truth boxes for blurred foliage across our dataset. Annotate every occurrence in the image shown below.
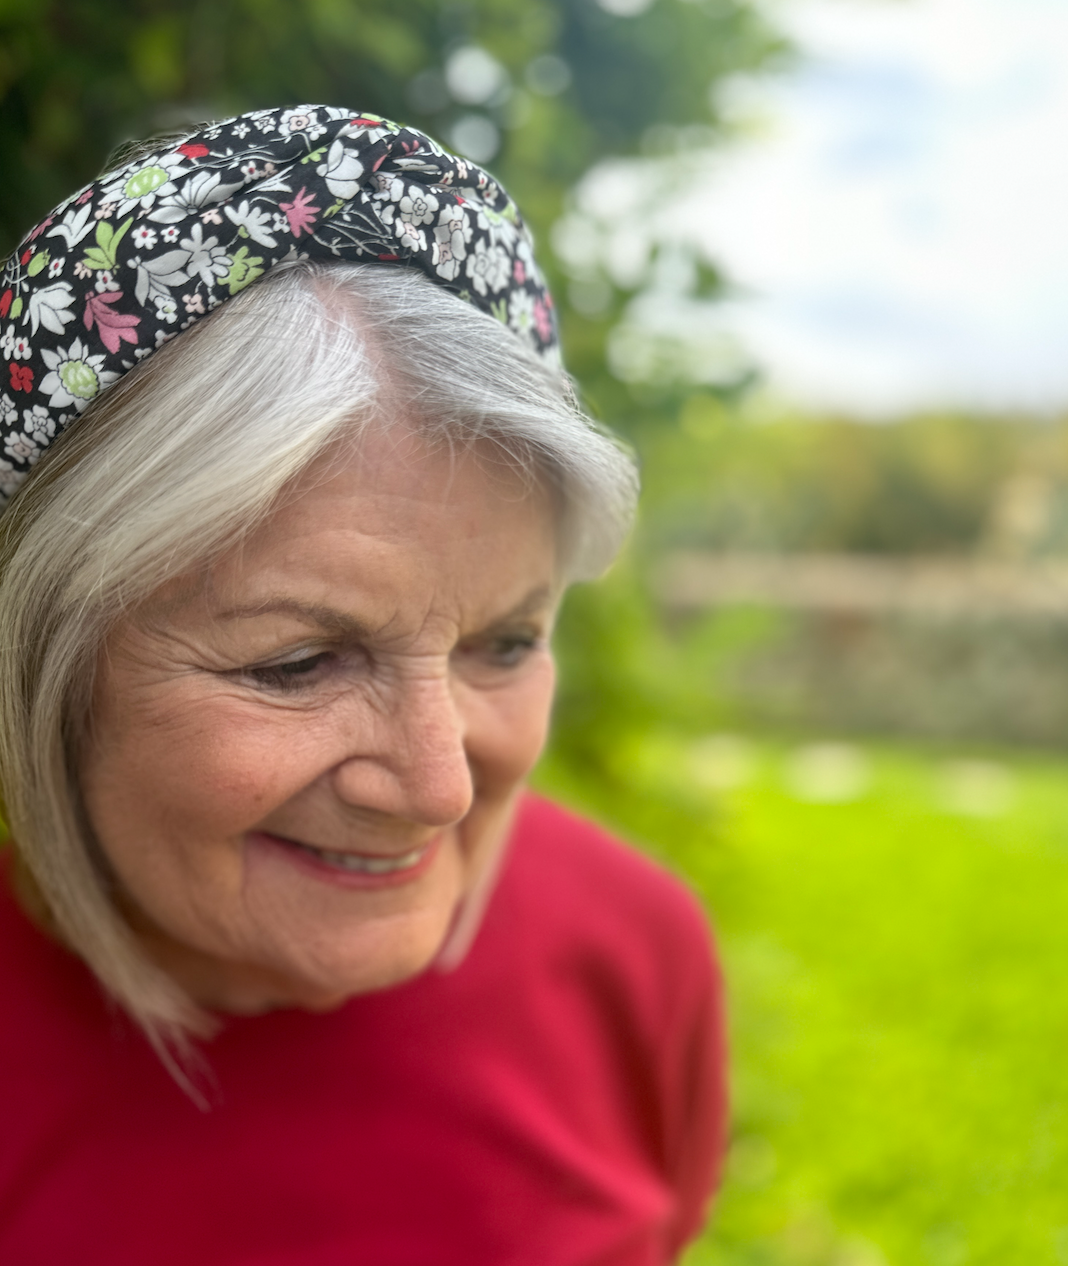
[638,399,1068,557]
[0,0,785,428]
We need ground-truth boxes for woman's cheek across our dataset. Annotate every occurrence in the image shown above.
[472,657,556,790]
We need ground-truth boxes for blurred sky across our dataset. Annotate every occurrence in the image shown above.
[683,0,1068,416]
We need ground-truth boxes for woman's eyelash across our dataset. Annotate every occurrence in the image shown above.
[246,652,332,690]
[485,634,540,665]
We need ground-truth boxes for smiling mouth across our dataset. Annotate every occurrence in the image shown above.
[288,839,432,876]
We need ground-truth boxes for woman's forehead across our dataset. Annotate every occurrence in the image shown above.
[136,434,558,638]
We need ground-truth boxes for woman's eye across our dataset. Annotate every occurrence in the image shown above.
[485,635,539,668]
[246,651,332,690]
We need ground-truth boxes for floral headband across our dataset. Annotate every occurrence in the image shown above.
[0,105,557,503]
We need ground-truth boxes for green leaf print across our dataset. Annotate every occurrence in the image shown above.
[224,246,265,295]
[81,217,132,272]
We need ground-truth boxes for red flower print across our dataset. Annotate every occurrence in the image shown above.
[377,253,400,262]
[9,363,33,393]
[0,290,11,319]
[19,249,32,266]
[83,291,141,354]
[178,142,210,159]
[278,187,321,238]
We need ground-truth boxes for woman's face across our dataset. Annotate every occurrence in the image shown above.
[80,427,559,1014]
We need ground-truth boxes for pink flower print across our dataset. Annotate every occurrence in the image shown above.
[534,298,552,343]
[279,187,321,238]
[73,261,92,280]
[76,190,94,205]
[183,293,205,314]
[513,259,526,284]
[286,113,312,132]
[200,208,223,225]
[94,201,116,220]
[28,216,54,241]
[83,291,141,354]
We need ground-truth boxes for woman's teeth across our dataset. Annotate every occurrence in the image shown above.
[297,841,428,875]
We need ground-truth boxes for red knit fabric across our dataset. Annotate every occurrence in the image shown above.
[0,794,727,1265]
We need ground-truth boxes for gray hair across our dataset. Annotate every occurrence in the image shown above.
[0,262,637,1063]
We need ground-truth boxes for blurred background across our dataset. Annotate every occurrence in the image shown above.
[5,1,1068,1261]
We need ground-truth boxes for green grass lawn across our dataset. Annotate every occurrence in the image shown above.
[535,737,1068,1266]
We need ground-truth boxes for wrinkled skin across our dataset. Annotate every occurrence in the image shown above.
[80,427,559,1015]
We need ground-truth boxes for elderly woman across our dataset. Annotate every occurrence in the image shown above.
[0,107,725,1263]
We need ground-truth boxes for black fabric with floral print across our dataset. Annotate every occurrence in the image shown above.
[0,105,558,504]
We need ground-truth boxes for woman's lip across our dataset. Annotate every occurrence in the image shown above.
[248,830,443,890]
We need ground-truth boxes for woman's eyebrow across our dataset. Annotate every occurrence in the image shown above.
[209,599,375,639]
[498,586,555,620]
[210,586,554,635]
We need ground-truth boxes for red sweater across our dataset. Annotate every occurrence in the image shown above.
[0,794,727,1265]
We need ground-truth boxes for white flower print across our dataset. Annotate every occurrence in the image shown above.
[2,327,30,360]
[224,200,278,248]
[281,109,326,141]
[0,392,17,426]
[465,240,511,296]
[131,226,158,250]
[232,122,251,139]
[47,256,65,278]
[436,204,472,253]
[271,212,290,235]
[373,173,404,201]
[22,404,56,446]
[149,170,242,226]
[475,203,515,246]
[47,202,95,249]
[398,189,439,229]
[4,433,41,464]
[98,153,185,217]
[161,226,180,243]
[94,270,120,294]
[39,337,118,411]
[508,289,535,337]
[154,295,179,324]
[178,224,230,288]
[393,218,427,252]
[0,460,27,499]
[317,139,365,200]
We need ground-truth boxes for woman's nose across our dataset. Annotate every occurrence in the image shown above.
[331,675,475,827]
